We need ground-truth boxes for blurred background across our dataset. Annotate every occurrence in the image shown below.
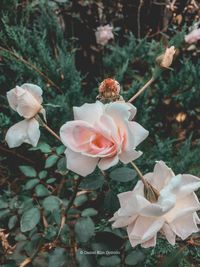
[0,1,200,266]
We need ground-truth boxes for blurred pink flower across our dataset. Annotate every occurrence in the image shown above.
[185,28,200,44]
[110,161,200,248]
[60,101,148,176]
[5,83,45,148]
[95,25,114,46]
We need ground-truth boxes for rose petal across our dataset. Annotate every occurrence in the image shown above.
[16,90,41,119]
[73,101,103,125]
[119,150,142,164]
[65,148,98,176]
[164,193,200,223]
[5,118,40,148]
[98,155,119,170]
[144,161,175,191]
[60,121,96,152]
[176,174,200,198]
[27,118,40,147]
[161,223,176,245]
[170,213,199,240]
[127,216,164,247]
[141,236,157,248]
[21,83,43,104]
[129,121,149,147]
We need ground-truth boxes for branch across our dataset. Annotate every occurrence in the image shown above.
[0,46,63,94]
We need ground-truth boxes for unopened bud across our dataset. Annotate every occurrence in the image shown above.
[97,78,124,103]
[156,46,176,69]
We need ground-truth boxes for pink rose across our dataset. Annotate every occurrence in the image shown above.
[110,161,200,248]
[185,28,200,44]
[95,25,114,46]
[60,101,148,176]
[5,83,45,148]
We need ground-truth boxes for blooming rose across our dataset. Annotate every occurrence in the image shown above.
[60,101,148,176]
[5,83,45,148]
[110,161,200,248]
[185,28,200,44]
[95,25,114,46]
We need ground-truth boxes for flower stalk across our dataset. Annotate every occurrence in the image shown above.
[128,76,155,103]
[130,161,160,203]
[35,115,61,142]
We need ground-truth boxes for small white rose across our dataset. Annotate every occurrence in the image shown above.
[5,83,45,148]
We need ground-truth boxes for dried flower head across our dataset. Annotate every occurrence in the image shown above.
[97,78,123,103]
[156,46,176,69]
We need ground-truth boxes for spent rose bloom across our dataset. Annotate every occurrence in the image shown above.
[185,28,200,44]
[5,83,45,148]
[159,46,176,68]
[60,101,148,176]
[110,161,200,248]
[95,25,114,46]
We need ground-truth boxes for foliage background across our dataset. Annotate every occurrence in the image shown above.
[0,0,200,266]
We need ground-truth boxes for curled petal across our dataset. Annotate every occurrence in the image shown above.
[5,118,40,148]
[21,83,43,104]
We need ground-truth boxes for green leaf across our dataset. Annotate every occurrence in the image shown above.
[20,207,40,232]
[0,209,10,219]
[43,196,61,212]
[56,157,67,175]
[76,248,95,267]
[45,155,59,168]
[24,179,40,190]
[35,184,50,197]
[110,167,136,182]
[48,248,68,267]
[125,251,145,266]
[81,208,98,217]
[56,145,65,155]
[99,255,121,266]
[8,215,18,230]
[19,165,37,177]
[80,173,104,190]
[39,170,47,179]
[46,178,56,184]
[44,225,58,240]
[0,198,8,209]
[29,142,52,153]
[104,190,120,213]
[74,194,88,207]
[75,217,95,243]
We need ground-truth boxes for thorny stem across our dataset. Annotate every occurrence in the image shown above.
[128,76,155,103]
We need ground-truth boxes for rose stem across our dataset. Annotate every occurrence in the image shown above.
[128,76,155,103]
[42,122,61,142]
[130,161,148,187]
